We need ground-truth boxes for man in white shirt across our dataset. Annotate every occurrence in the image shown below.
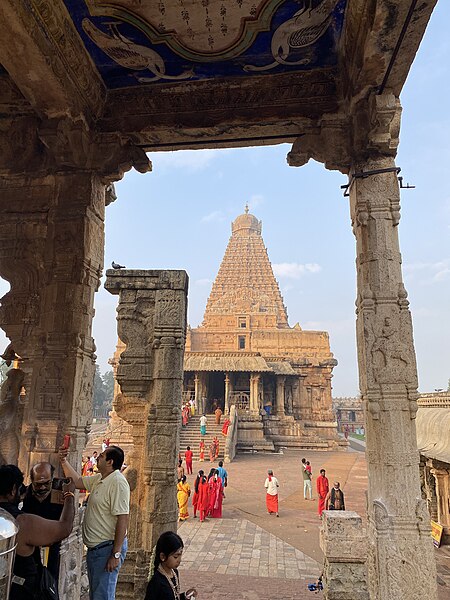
[264,469,280,517]
[59,444,130,600]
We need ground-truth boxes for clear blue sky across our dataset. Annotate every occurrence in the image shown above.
[1,3,449,396]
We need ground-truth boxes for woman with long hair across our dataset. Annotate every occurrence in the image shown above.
[192,470,204,519]
[177,475,191,522]
[145,531,198,599]
[198,475,209,523]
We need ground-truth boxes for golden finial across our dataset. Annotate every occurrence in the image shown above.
[245,202,249,214]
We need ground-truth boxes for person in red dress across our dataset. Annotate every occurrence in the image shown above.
[316,469,329,516]
[185,446,193,475]
[207,470,223,518]
[191,470,204,519]
[221,418,231,436]
[197,475,209,522]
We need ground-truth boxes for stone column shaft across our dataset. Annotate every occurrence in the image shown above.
[275,376,286,417]
[431,468,450,527]
[224,373,230,414]
[105,269,188,600]
[194,373,199,412]
[349,154,437,600]
[249,373,260,414]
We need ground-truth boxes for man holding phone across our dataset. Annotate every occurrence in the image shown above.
[22,462,64,582]
[59,442,130,600]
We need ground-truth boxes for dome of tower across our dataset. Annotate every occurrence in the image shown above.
[231,205,262,235]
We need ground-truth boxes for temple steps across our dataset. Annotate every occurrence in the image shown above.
[179,414,225,461]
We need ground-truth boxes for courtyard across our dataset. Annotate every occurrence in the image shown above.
[174,448,450,599]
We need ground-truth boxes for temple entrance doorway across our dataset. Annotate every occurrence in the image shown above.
[206,371,225,413]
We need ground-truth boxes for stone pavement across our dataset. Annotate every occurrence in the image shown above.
[179,517,321,579]
[173,448,448,600]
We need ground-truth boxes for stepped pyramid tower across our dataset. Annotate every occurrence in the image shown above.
[202,205,289,329]
[184,207,341,451]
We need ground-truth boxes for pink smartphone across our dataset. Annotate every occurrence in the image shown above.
[63,434,71,449]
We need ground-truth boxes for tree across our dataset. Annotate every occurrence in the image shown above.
[93,364,106,409]
[102,370,115,406]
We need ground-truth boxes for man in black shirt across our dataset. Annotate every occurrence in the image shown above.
[22,462,63,581]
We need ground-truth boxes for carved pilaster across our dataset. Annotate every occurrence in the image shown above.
[349,95,437,600]
[105,269,188,600]
[275,376,286,417]
[224,373,230,414]
[430,468,450,527]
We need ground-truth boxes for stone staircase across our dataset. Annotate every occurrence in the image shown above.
[179,415,224,461]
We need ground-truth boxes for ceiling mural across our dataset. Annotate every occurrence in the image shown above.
[64,0,347,88]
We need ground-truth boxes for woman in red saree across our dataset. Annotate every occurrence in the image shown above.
[264,469,280,517]
[198,475,210,522]
[192,470,204,518]
[221,418,231,436]
[207,470,223,518]
[181,404,189,427]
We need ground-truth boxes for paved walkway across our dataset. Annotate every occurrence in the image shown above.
[179,517,321,579]
[174,449,448,599]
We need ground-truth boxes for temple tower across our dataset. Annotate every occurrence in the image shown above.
[184,207,340,451]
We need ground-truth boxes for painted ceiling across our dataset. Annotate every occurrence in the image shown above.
[64,0,347,89]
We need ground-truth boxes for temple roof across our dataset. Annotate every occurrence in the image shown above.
[184,352,272,373]
[202,208,289,328]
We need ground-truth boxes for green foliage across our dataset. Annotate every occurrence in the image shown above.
[103,370,115,405]
[93,365,115,409]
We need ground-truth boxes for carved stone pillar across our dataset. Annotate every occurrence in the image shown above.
[350,150,437,599]
[288,92,438,600]
[292,378,301,419]
[275,376,286,417]
[0,172,106,475]
[249,374,260,414]
[430,468,450,527]
[194,373,199,412]
[224,373,230,414]
[105,269,188,600]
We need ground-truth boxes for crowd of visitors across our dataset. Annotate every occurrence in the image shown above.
[0,440,129,600]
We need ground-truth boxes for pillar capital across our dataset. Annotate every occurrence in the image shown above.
[287,93,402,174]
[0,116,151,181]
[105,269,188,397]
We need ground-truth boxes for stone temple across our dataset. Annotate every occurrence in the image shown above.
[184,207,341,451]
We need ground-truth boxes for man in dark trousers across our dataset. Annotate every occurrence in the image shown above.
[22,462,63,582]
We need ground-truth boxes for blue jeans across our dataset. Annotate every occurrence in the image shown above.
[86,538,127,600]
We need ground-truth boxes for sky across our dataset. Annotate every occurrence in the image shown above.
[1,2,449,397]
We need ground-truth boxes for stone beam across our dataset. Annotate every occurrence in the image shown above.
[105,269,188,600]
[0,0,105,122]
[341,0,438,101]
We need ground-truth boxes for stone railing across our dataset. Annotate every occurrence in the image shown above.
[418,392,450,408]
[224,405,238,463]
